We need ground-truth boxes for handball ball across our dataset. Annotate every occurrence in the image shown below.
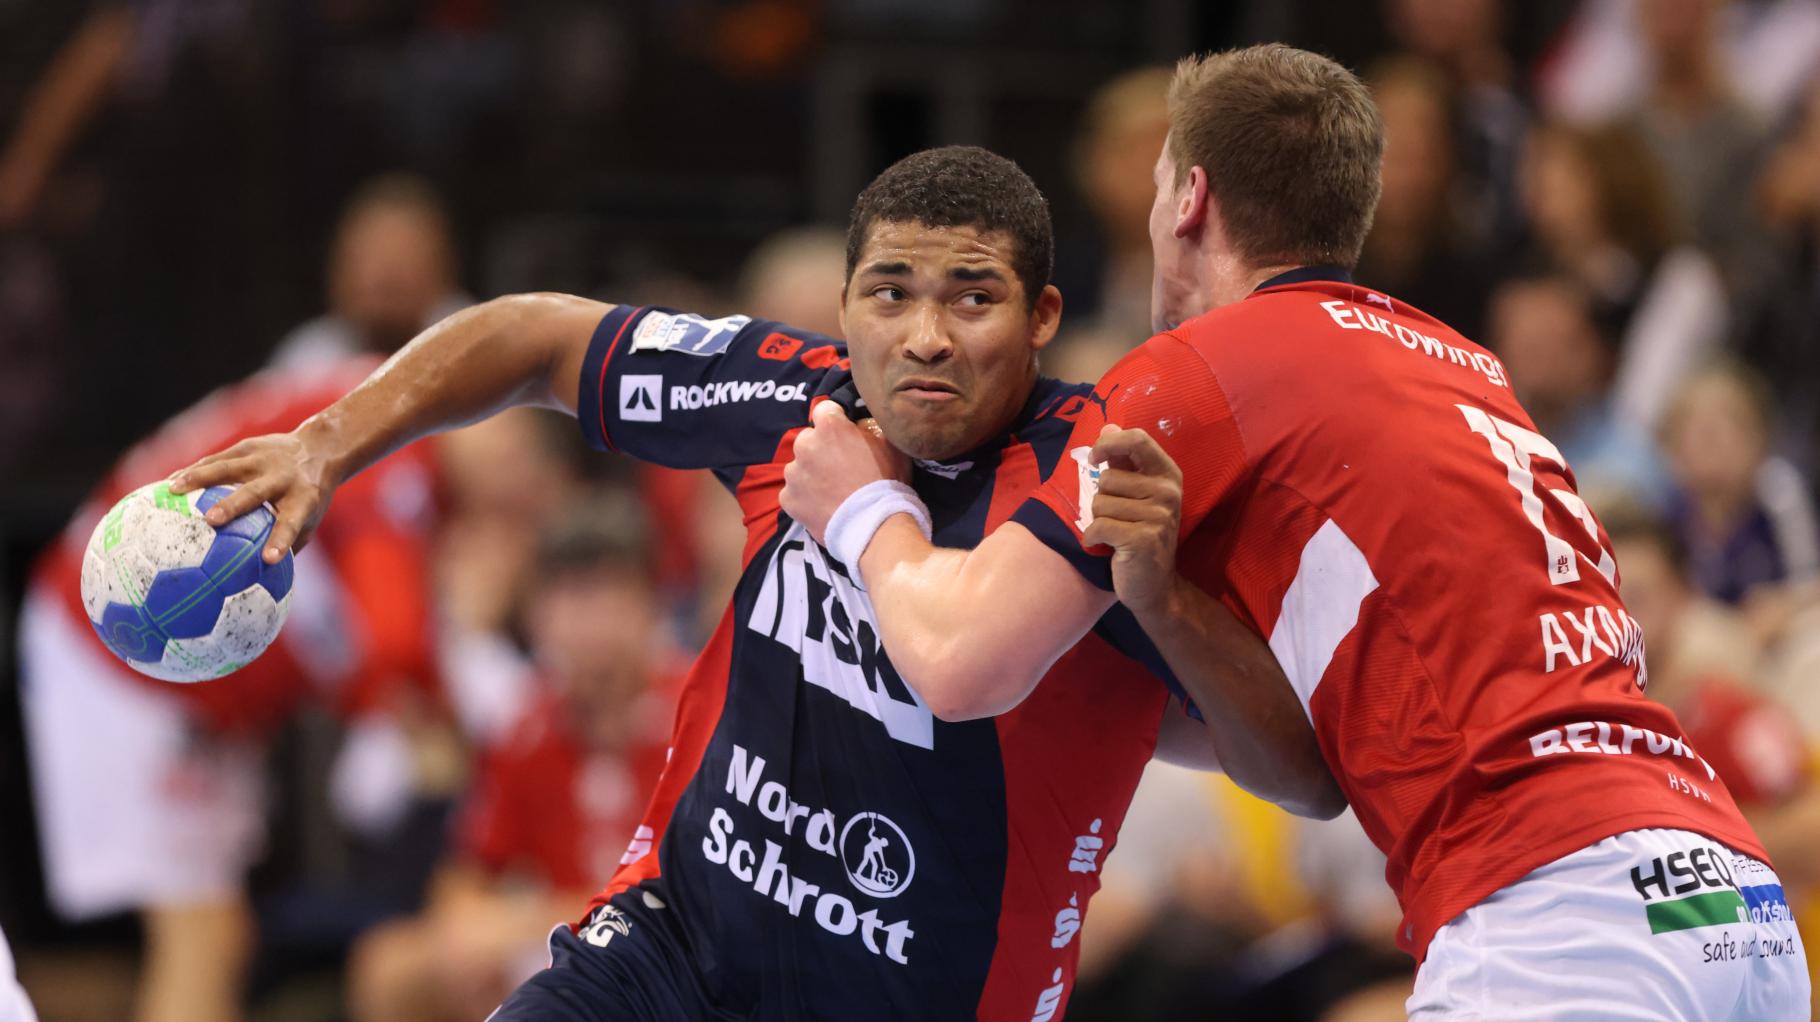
[80,480,293,682]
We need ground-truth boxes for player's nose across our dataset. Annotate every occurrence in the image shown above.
[902,304,953,364]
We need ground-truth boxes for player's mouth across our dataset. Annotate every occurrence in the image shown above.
[894,377,962,403]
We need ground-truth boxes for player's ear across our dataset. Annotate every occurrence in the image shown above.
[1028,285,1063,353]
[1176,164,1210,238]
[837,283,850,338]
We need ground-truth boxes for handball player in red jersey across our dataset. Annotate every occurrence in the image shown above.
[20,358,440,1022]
[167,146,1341,1021]
[781,45,1809,1019]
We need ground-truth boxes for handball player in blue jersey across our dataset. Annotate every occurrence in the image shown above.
[171,147,1339,1021]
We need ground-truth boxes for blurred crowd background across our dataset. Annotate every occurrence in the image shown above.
[4,0,1820,1019]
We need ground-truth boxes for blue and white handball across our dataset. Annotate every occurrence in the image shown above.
[80,481,293,682]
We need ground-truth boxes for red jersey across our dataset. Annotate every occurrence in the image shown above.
[1014,268,1767,960]
[459,685,673,889]
[36,358,440,733]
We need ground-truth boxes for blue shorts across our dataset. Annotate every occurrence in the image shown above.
[490,889,730,1022]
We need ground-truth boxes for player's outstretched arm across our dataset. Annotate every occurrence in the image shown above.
[170,293,609,562]
[1085,427,1346,819]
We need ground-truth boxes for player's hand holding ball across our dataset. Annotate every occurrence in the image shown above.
[169,426,342,563]
[1082,425,1183,619]
[81,480,294,681]
[82,422,345,681]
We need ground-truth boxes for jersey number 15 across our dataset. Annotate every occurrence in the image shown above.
[1457,404,1617,587]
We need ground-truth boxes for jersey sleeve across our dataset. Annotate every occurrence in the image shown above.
[1010,333,1249,590]
[575,304,846,469]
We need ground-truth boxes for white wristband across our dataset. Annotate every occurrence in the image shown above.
[824,479,932,569]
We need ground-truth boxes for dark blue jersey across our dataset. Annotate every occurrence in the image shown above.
[573,305,1179,1021]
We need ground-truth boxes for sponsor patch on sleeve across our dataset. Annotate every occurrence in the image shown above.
[630,312,753,357]
[1070,446,1103,532]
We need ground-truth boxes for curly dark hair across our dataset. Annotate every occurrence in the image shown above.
[845,145,1054,308]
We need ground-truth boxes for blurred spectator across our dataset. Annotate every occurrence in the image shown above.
[1539,0,1820,130]
[1485,273,1668,502]
[737,225,848,338]
[17,360,440,1022]
[1604,501,1820,893]
[1049,67,1171,382]
[269,174,470,370]
[1659,361,1820,633]
[1070,765,1407,1022]
[433,407,590,751]
[1605,500,1767,696]
[1354,57,1498,339]
[1518,120,1728,434]
[1739,74,1820,474]
[1620,0,1777,285]
[1072,67,1170,338]
[1381,0,1528,255]
[346,492,676,1022]
[272,175,475,859]
[1293,812,1410,1022]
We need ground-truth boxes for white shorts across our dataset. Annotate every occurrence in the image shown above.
[18,589,266,919]
[1409,828,1809,1020]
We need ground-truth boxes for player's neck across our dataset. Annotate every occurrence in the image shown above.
[1201,255,1304,311]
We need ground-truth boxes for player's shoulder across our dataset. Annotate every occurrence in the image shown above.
[1015,376,1097,462]
[588,305,855,467]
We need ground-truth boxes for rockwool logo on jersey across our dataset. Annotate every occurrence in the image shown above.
[619,375,663,422]
[671,379,810,411]
[747,523,934,749]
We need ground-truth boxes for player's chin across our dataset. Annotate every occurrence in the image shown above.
[877,409,970,463]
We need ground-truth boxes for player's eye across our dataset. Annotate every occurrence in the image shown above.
[871,285,907,302]
[956,292,992,307]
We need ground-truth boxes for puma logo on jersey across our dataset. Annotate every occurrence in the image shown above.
[747,523,934,749]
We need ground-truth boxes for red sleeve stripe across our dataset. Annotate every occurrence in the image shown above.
[594,305,645,453]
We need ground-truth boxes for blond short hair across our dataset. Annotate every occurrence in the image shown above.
[1168,44,1383,269]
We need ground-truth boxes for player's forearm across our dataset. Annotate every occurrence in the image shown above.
[302,293,600,486]
[1138,576,1346,819]
[859,518,1062,720]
